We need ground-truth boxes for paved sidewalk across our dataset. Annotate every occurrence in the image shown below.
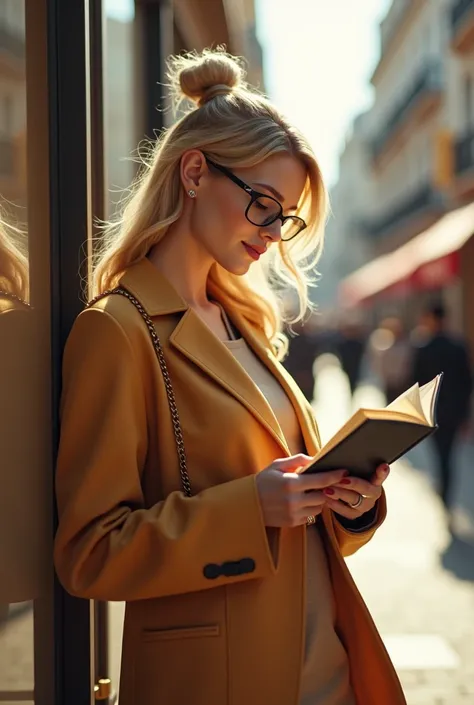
[407,433,474,546]
[313,355,474,705]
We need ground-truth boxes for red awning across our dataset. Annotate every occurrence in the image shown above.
[339,202,474,307]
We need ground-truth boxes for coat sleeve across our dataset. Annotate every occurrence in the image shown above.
[54,308,277,602]
[329,490,387,558]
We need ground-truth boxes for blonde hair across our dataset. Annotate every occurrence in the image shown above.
[0,211,29,301]
[94,48,327,357]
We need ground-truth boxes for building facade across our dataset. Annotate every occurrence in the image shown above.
[0,2,263,704]
[449,0,474,202]
[330,0,474,344]
[319,112,374,309]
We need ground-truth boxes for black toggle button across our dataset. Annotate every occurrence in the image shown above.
[203,558,256,580]
[203,563,220,580]
[237,558,256,575]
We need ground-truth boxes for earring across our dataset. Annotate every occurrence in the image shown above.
[188,189,197,198]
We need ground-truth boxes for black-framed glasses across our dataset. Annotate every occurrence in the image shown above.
[205,157,307,242]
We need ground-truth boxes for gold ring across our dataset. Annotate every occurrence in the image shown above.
[306,515,316,526]
[348,493,363,509]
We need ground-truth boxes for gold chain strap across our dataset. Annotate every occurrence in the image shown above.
[0,290,30,307]
[87,287,192,498]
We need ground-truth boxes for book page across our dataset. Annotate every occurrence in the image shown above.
[419,374,443,426]
[385,383,426,422]
[309,375,442,468]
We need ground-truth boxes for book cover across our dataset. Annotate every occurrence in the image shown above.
[303,373,444,479]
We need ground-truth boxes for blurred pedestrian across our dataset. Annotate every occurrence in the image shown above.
[369,317,413,404]
[335,320,366,397]
[283,320,320,402]
[412,302,472,509]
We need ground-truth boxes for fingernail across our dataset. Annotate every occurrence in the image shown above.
[340,478,351,485]
[324,488,335,495]
[341,470,350,477]
[382,464,390,473]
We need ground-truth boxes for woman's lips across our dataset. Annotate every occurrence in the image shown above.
[242,242,261,260]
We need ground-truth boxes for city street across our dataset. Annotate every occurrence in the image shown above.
[313,355,474,705]
[2,0,474,702]
[2,356,474,705]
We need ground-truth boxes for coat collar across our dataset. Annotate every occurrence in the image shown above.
[119,257,188,315]
[119,258,320,457]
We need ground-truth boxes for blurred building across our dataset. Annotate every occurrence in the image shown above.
[329,0,474,353]
[320,112,374,308]
[106,0,265,215]
[223,0,265,90]
[368,0,448,252]
[449,0,474,202]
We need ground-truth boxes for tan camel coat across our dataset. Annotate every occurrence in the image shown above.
[54,258,406,705]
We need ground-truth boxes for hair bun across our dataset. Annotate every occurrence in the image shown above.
[168,48,246,107]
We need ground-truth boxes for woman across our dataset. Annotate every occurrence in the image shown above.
[54,49,406,705]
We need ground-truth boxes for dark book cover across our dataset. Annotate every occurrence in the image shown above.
[304,418,436,479]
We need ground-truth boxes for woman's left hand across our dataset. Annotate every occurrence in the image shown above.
[322,463,390,519]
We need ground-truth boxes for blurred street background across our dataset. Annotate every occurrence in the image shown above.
[314,356,474,705]
[2,0,474,703]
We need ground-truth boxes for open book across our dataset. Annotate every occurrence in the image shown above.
[303,373,444,479]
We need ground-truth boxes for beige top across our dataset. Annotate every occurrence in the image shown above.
[219,310,354,705]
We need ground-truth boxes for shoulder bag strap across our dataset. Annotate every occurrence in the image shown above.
[0,290,30,308]
[87,286,192,497]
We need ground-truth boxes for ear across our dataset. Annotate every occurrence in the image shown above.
[180,150,207,194]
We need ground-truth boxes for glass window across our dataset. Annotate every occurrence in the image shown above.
[0,2,34,703]
[99,1,140,696]
[105,0,138,217]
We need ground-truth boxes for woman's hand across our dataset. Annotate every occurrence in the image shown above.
[322,463,390,520]
[256,454,348,528]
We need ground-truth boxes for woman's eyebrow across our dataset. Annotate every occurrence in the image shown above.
[253,181,298,210]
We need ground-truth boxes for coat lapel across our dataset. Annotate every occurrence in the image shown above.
[119,258,319,458]
[169,308,290,455]
[227,308,321,457]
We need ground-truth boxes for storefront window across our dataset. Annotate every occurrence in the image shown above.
[102,0,139,694]
[0,2,34,703]
[106,0,138,217]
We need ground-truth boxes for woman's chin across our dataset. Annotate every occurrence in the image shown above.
[216,258,253,276]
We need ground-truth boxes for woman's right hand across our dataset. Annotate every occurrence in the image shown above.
[255,454,347,528]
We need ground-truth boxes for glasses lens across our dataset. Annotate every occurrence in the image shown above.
[281,217,306,241]
[247,195,281,227]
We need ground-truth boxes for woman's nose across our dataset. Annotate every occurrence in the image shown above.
[261,220,282,243]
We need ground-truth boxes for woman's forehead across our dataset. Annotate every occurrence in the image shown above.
[243,154,307,205]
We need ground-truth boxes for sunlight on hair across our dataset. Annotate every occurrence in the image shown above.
[93,47,328,359]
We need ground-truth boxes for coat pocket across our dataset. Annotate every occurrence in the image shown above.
[142,624,220,642]
[134,623,225,705]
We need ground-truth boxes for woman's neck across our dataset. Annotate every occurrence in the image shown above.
[147,222,214,309]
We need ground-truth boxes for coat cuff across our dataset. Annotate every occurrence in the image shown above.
[334,502,379,533]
